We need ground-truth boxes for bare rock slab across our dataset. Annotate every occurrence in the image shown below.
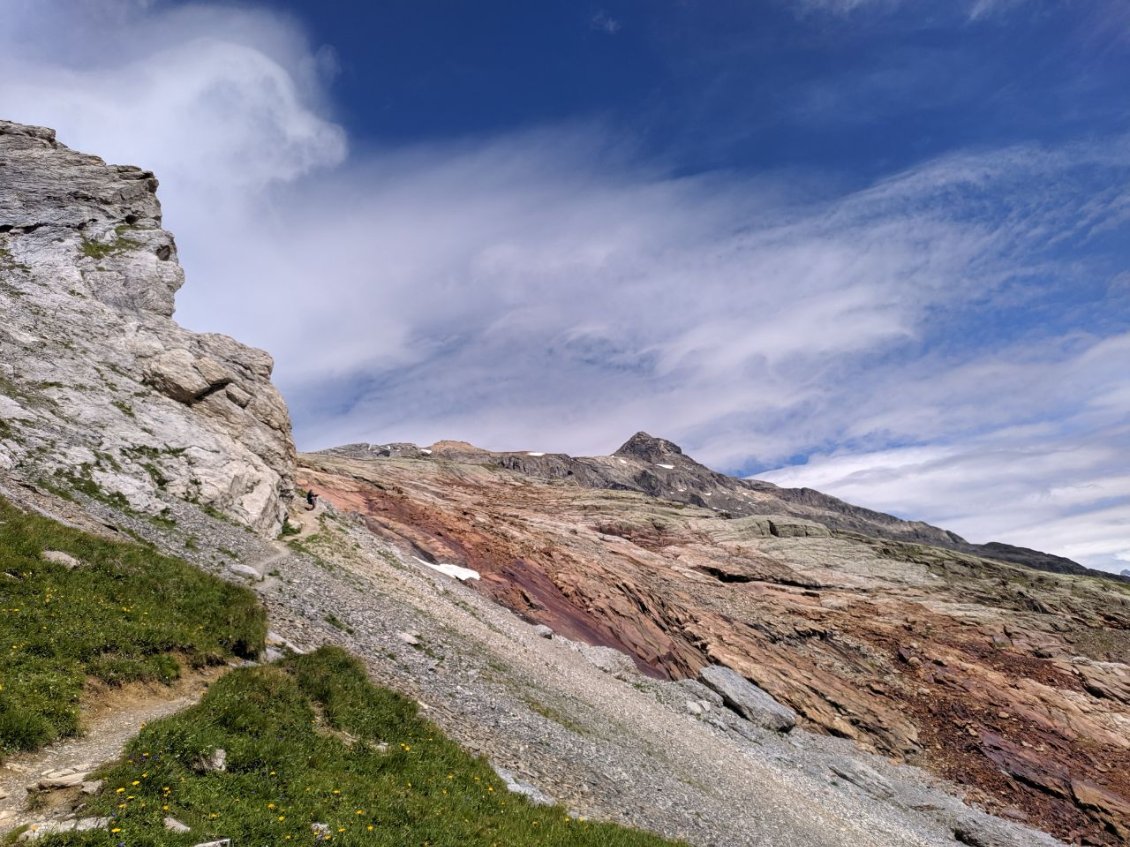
[699,664,797,732]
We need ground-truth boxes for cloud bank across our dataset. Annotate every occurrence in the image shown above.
[0,1,1127,571]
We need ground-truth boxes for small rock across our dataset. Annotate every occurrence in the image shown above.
[19,821,74,841]
[80,780,103,795]
[829,760,894,800]
[164,816,192,833]
[494,767,555,806]
[195,748,226,773]
[699,665,797,733]
[37,771,87,789]
[40,550,81,569]
[228,563,262,581]
[397,631,420,647]
[685,701,704,716]
[531,624,554,639]
[225,384,252,408]
[74,818,110,832]
[17,819,105,842]
[42,768,78,779]
[192,841,232,847]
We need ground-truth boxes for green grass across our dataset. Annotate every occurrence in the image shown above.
[39,647,679,847]
[0,496,266,758]
[80,236,141,259]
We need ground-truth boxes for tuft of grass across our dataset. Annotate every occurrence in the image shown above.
[80,236,142,259]
[324,613,354,635]
[51,465,130,510]
[0,496,266,758]
[44,647,680,847]
[111,399,136,419]
[0,245,30,273]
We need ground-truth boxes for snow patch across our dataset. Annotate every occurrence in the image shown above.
[420,448,433,455]
[656,463,675,470]
[526,452,545,457]
[413,556,480,581]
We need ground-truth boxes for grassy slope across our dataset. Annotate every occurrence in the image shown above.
[0,496,266,756]
[41,647,681,847]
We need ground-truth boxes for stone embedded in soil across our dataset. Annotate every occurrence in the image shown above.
[164,817,192,833]
[40,551,82,569]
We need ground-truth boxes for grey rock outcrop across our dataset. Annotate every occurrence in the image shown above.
[0,120,294,534]
[699,664,798,732]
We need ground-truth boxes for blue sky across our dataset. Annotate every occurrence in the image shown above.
[1,0,1128,571]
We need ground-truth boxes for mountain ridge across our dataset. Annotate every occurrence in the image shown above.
[319,431,1123,582]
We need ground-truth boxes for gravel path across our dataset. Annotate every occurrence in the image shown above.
[0,670,222,834]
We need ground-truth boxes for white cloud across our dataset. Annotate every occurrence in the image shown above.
[1,1,1128,573]
[790,0,1034,21]
[760,334,1130,571]
[590,11,622,34]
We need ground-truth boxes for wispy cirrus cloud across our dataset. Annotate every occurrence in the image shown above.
[1,1,1128,571]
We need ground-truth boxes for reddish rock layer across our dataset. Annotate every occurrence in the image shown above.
[299,451,1130,844]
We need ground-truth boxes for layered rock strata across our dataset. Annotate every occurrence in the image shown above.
[321,434,1121,581]
[0,121,293,534]
[300,440,1130,844]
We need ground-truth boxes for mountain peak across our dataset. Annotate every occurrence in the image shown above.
[613,431,686,462]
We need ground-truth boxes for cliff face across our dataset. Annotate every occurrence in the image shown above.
[0,120,294,534]
[301,438,1130,844]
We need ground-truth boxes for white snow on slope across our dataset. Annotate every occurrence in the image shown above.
[413,556,480,581]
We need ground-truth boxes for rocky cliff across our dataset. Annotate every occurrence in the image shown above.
[302,437,1130,843]
[0,120,294,534]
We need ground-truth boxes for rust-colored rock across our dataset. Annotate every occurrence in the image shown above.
[299,439,1130,844]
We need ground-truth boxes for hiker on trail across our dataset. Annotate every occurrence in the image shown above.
[306,489,318,509]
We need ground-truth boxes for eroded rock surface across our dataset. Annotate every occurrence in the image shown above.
[300,439,1130,844]
[0,120,294,534]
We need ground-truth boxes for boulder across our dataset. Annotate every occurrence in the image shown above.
[228,563,263,581]
[699,665,797,732]
[40,550,82,569]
